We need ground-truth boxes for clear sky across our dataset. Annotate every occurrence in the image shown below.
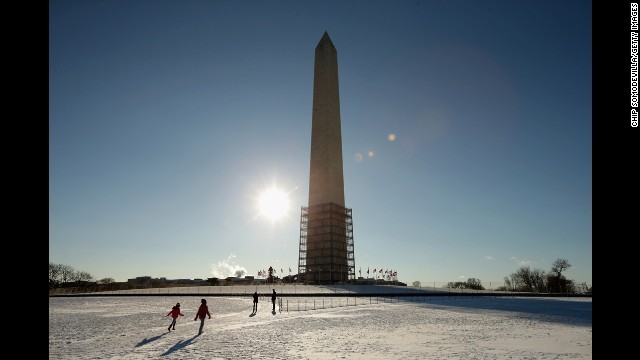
[49,0,592,286]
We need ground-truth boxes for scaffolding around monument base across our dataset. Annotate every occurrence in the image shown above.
[298,202,355,284]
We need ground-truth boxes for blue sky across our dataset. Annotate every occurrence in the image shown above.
[49,0,592,286]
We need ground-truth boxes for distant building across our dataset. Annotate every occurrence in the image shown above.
[125,276,272,287]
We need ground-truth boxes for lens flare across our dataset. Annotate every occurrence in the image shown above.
[258,187,290,221]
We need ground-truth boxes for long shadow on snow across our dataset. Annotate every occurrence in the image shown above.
[398,296,592,326]
[135,333,168,347]
[161,334,199,356]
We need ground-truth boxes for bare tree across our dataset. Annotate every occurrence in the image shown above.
[49,262,62,288]
[508,273,521,291]
[506,266,547,292]
[59,264,76,284]
[515,267,535,292]
[73,271,94,282]
[548,258,572,293]
[503,276,512,291]
[550,258,571,278]
[530,268,547,292]
[466,278,484,290]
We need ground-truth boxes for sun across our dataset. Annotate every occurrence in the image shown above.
[257,187,291,221]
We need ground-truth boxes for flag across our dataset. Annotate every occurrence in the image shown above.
[281,269,283,273]
[367,267,369,274]
[359,267,361,276]
[289,267,291,273]
[373,268,376,273]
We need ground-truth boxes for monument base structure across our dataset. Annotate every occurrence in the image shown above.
[298,202,354,284]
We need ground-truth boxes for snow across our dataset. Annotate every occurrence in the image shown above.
[49,285,592,359]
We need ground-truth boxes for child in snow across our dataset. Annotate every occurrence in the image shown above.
[166,302,184,331]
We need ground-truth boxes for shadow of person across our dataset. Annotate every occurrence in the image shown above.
[135,332,167,347]
[161,334,199,356]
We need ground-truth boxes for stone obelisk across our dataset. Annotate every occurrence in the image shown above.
[299,32,354,284]
[308,31,345,207]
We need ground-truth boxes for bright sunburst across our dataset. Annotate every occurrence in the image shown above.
[257,187,291,221]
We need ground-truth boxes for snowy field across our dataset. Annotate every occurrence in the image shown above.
[49,285,592,359]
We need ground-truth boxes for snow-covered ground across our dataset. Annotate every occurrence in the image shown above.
[49,285,592,359]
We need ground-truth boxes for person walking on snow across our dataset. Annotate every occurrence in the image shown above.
[271,289,276,312]
[252,291,259,313]
[194,298,211,335]
[166,302,184,331]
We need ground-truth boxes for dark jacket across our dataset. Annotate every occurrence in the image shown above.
[194,304,211,320]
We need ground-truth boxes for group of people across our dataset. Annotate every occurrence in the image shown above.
[252,289,277,313]
[166,298,211,335]
[167,290,278,335]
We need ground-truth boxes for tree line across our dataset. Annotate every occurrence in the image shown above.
[501,258,584,293]
[413,258,590,294]
[49,262,113,289]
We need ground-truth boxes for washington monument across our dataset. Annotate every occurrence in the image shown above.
[298,32,355,284]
